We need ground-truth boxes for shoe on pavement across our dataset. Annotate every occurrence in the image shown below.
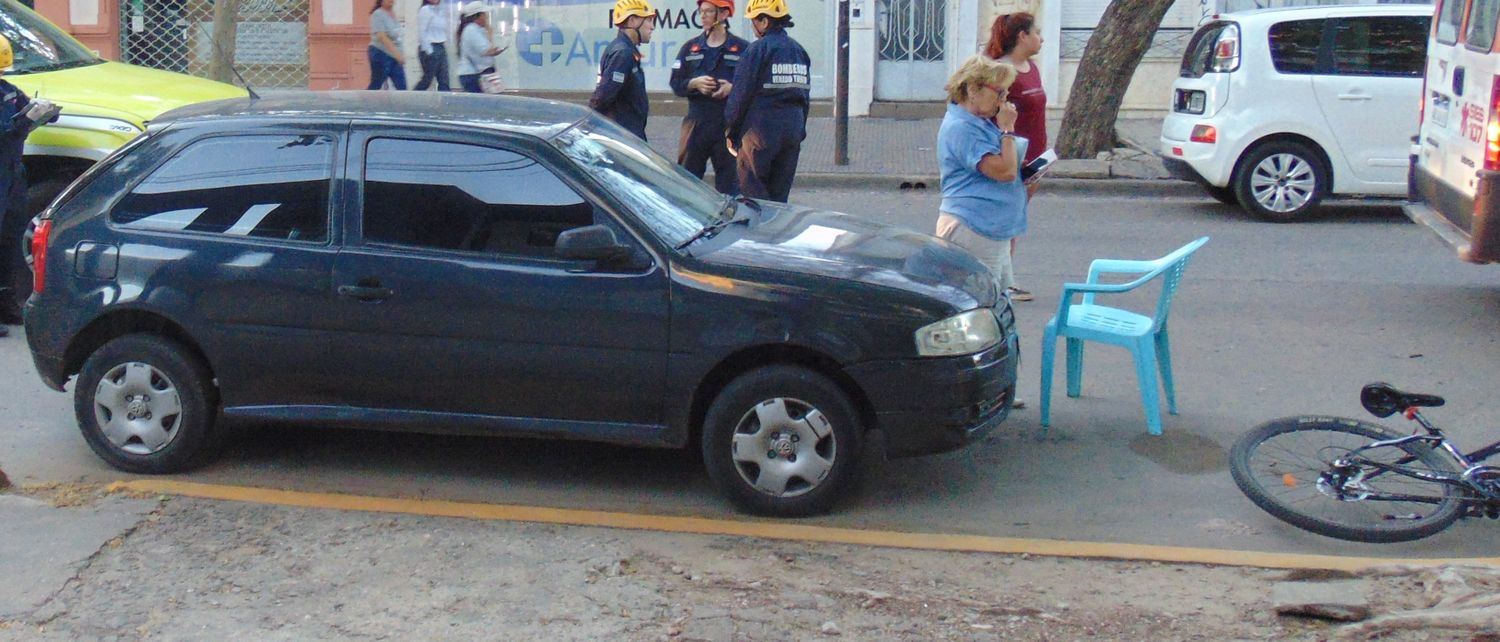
[1011,397,1025,409]
[0,325,8,338]
[1006,287,1034,302]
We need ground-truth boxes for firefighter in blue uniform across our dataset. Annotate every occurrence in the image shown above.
[589,0,657,141]
[722,0,809,203]
[0,35,56,337]
[669,0,748,195]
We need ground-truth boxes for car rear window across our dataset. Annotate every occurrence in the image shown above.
[1467,0,1500,51]
[1437,0,1465,45]
[1268,19,1324,74]
[1331,16,1429,77]
[111,134,333,243]
[1180,22,1233,78]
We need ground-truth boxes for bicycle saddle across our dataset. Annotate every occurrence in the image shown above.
[1361,382,1445,418]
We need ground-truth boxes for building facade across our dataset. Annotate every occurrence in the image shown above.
[35,0,1285,115]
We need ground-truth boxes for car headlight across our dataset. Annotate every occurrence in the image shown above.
[914,309,1000,357]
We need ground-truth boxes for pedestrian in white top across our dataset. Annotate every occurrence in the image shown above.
[415,0,451,91]
[454,2,506,93]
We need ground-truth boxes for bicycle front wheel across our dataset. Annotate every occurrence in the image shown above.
[1229,416,1465,543]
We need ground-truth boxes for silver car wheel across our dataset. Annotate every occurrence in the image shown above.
[1249,153,1316,213]
[93,361,184,455]
[729,397,836,498]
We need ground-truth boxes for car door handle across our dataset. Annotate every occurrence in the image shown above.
[337,284,393,301]
[1337,93,1372,101]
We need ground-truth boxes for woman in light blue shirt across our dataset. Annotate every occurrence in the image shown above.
[935,55,1026,300]
[454,2,505,93]
[367,0,406,90]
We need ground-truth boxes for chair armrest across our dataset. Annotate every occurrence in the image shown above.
[1086,258,1156,283]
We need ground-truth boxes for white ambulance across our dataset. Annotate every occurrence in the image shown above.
[1407,0,1500,263]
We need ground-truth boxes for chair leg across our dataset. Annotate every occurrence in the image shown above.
[1065,338,1084,398]
[1039,324,1058,430]
[1133,337,1164,435]
[1155,330,1177,415]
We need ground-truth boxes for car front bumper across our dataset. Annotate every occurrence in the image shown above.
[845,331,1019,458]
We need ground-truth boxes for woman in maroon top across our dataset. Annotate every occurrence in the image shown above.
[984,12,1045,302]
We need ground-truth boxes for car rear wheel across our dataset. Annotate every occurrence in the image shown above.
[701,366,862,517]
[1233,141,1328,223]
[75,334,222,474]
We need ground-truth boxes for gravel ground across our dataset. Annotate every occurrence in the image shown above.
[0,492,1465,641]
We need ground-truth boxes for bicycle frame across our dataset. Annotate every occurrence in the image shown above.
[1337,409,1500,505]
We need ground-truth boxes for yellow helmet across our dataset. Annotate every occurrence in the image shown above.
[612,0,658,25]
[745,0,789,19]
[0,36,12,71]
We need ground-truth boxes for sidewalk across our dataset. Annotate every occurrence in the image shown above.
[640,112,1175,185]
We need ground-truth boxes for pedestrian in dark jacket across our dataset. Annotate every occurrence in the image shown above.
[0,35,57,336]
[590,0,657,140]
[722,0,809,203]
[670,0,748,195]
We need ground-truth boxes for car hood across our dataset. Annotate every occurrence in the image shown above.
[11,61,248,125]
[695,202,998,310]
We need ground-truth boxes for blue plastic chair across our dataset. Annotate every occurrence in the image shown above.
[1039,237,1209,436]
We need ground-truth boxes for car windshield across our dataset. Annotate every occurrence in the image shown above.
[0,0,101,75]
[551,116,726,248]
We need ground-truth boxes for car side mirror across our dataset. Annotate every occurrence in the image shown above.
[556,224,631,263]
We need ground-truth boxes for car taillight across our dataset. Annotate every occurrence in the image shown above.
[1190,125,1218,144]
[1419,71,1427,125]
[31,218,50,294]
[1487,77,1500,171]
[1210,24,1239,73]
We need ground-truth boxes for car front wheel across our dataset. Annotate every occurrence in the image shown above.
[701,366,862,517]
[75,334,222,474]
[1232,141,1328,222]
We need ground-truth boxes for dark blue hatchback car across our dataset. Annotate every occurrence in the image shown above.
[24,92,1018,516]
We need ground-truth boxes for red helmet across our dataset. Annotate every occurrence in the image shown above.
[701,0,734,17]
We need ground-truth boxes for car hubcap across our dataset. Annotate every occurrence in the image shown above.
[1249,153,1315,213]
[729,397,835,498]
[93,362,183,455]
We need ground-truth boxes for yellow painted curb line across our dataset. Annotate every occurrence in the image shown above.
[110,479,1500,573]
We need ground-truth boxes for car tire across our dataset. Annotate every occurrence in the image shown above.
[701,365,862,517]
[1232,141,1328,223]
[1,176,72,322]
[1202,184,1239,206]
[75,334,223,474]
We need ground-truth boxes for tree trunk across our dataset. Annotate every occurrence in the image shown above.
[1055,0,1177,158]
[207,0,243,85]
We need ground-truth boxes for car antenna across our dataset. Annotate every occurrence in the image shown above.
[194,21,261,99]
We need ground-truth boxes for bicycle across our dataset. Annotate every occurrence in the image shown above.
[1229,383,1500,543]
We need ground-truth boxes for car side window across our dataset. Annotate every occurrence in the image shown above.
[1467,0,1500,51]
[1331,16,1429,77]
[1268,19,1324,74]
[111,134,334,243]
[1437,0,1467,45]
[361,138,600,259]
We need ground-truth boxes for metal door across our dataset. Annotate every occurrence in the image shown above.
[876,0,947,100]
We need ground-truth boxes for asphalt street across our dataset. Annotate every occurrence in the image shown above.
[1,186,1496,560]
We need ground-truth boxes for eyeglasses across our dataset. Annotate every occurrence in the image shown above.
[983,83,1007,96]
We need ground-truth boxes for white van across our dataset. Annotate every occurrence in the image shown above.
[1161,5,1430,222]
[1406,0,1500,263]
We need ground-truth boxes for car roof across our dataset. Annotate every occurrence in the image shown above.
[152,91,589,138]
[1218,3,1433,23]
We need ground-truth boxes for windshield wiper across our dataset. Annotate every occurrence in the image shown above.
[675,197,750,251]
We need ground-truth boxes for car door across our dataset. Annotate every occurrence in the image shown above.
[106,128,346,407]
[325,126,670,430]
[1311,14,1429,189]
